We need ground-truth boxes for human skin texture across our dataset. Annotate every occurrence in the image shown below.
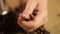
[0,0,5,11]
[18,0,48,32]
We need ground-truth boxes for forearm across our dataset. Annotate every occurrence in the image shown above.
[23,0,38,14]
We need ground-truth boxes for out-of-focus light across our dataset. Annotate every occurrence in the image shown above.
[2,11,8,15]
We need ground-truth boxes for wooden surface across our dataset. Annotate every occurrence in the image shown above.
[4,0,60,34]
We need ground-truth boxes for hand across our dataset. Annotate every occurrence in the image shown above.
[17,13,47,32]
[17,0,48,32]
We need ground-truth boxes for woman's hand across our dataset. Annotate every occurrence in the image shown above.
[18,14,47,32]
[17,0,48,32]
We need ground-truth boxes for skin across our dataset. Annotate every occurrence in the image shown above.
[0,0,5,11]
[18,0,48,32]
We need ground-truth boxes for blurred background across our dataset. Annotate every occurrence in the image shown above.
[0,0,60,34]
[45,0,60,34]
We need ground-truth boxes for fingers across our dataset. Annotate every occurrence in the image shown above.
[17,12,47,32]
[22,17,47,32]
[20,21,36,32]
[17,15,35,32]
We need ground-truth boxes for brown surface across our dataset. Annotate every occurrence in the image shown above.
[5,0,60,34]
[45,0,60,34]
